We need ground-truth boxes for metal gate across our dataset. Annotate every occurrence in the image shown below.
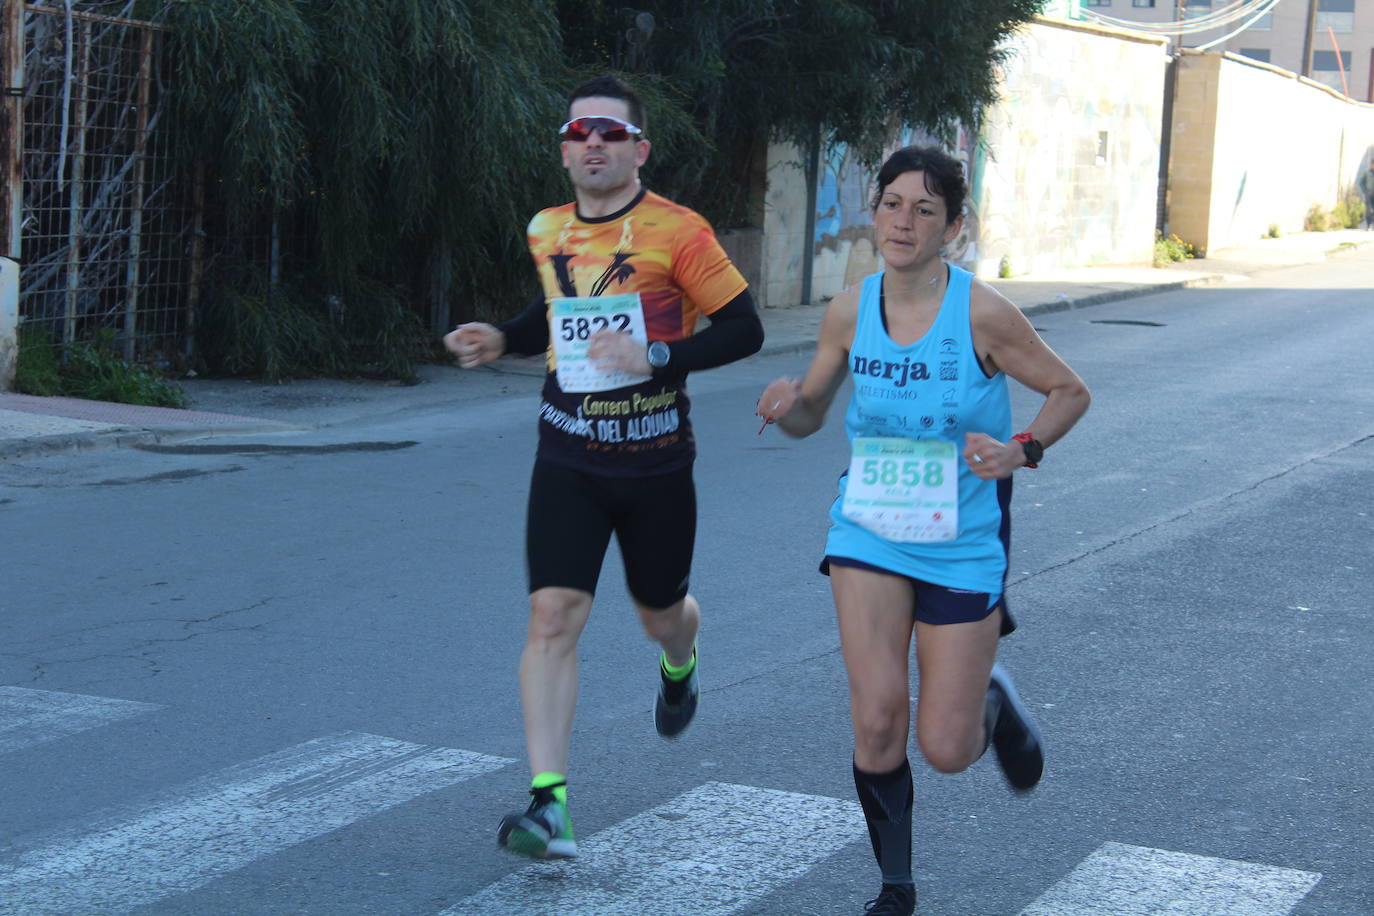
[2,1,191,368]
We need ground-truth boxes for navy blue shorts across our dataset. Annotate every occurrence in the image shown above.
[821,555,1016,636]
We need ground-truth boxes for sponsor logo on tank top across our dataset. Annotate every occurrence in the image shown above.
[851,353,929,388]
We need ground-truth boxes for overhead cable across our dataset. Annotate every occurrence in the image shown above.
[1079,0,1287,36]
[1191,0,1292,48]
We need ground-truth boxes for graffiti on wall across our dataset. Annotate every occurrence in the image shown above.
[780,19,1169,303]
[811,126,983,300]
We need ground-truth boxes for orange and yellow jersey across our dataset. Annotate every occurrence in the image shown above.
[527,188,748,477]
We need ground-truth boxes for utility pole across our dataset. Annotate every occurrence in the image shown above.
[1,0,23,391]
[1,0,21,262]
[1300,0,1318,77]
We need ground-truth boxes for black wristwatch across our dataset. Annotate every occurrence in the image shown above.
[647,340,671,370]
[1013,433,1043,469]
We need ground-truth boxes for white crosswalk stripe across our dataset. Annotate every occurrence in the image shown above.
[1018,842,1322,916]
[0,686,160,754]
[0,731,513,915]
[0,697,1333,916]
[443,781,865,915]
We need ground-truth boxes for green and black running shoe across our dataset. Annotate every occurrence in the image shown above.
[496,784,577,859]
[654,651,699,738]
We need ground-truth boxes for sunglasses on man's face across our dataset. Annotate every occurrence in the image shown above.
[558,116,643,143]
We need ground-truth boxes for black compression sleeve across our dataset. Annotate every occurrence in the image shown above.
[652,288,764,379]
[495,296,550,356]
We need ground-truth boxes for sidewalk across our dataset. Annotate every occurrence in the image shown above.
[2,229,1370,462]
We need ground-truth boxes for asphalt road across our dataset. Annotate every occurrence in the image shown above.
[1,249,1371,915]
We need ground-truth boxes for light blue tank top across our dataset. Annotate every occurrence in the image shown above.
[825,265,1013,593]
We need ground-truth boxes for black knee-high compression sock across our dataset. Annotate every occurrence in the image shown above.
[853,758,914,886]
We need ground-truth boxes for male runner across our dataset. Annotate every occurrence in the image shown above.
[444,74,764,859]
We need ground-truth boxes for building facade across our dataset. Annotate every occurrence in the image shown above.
[1073,0,1374,101]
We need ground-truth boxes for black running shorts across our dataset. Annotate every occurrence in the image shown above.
[525,458,696,610]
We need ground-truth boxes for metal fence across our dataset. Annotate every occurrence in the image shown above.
[7,1,191,367]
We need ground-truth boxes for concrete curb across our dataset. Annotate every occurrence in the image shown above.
[0,423,301,462]
[1019,272,1232,317]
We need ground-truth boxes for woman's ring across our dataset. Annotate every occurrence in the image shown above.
[973,454,985,465]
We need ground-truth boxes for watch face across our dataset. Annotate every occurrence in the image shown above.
[648,341,669,368]
[1023,440,1044,463]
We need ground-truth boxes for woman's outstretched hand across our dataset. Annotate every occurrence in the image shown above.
[756,378,802,433]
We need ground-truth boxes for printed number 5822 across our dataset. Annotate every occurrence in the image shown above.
[559,314,632,341]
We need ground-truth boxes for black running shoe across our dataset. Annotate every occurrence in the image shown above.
[654,652,699,738]
[987,662,1044,792]
[863,882,916,915]
[495,784,577,859]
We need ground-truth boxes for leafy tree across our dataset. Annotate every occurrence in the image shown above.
[166,0,569,377]
[158,0,1042,378]
[557,0,1044,227]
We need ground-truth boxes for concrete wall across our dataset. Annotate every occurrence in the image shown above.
[716,227,764,304]
[811,141,878,302]
[758,17,1170,306]
[759,143,811,309]
[1169,50,1374,253]
[977,19,1168,276]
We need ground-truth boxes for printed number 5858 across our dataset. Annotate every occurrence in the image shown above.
[860,458,943,487]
